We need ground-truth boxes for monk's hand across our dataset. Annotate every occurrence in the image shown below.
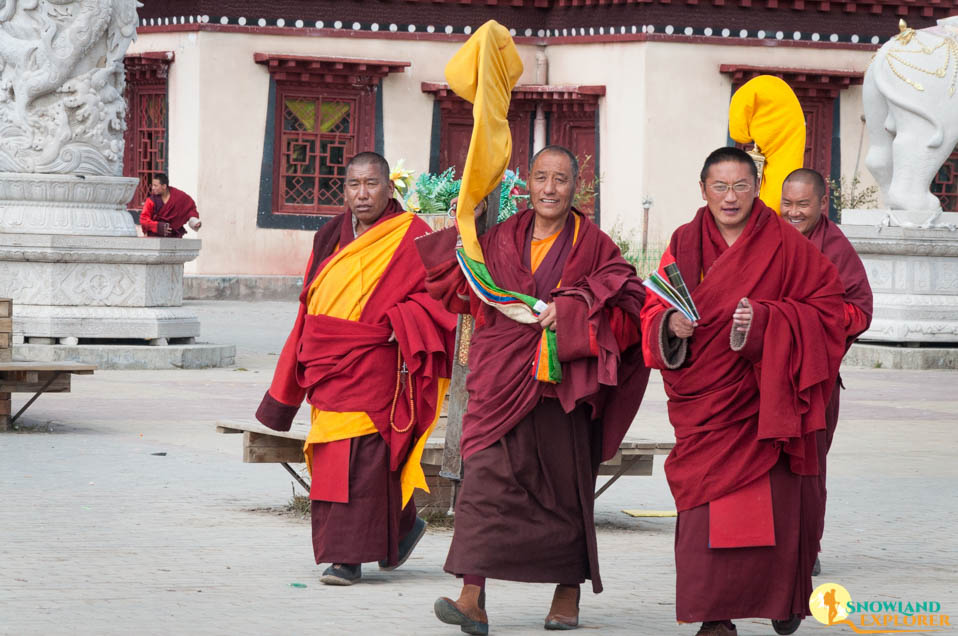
[156,222,171,236]
[388,331,396,342]
[733,298,753,333]
[189,218,202,231]
[667,312,695,339]
[448,197,486,218]
[538,302,557,331]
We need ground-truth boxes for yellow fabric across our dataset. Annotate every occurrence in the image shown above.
[530,231,560,273]
[530,213,581,274]
[400,377,450,506]
[728,75,806,214]
[302,211,413,476]
[306,212,414,319]
[445,20,524,263]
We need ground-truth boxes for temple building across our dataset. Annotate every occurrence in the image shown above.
[126,0,957,276]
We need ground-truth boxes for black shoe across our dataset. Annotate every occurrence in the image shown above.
[772,615,802,635]
[379,516,427,571]
[812,556,821,577]
[320,563,362,586]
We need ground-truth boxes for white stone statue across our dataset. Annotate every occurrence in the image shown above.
[863,16,958,227]
[0,0,138,175]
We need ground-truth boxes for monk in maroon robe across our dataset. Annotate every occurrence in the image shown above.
[781,169,873,573]
[257,152,456,586]
[420,146,650,634]
[139,173,200,238]
[641,148,847,636]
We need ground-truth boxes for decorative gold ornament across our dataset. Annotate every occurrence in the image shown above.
[885,22,958,96]
[746,144,766,185]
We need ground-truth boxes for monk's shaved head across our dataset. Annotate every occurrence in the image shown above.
[531,145,579,183]
[346,152,390,181]
[783,168,826,200]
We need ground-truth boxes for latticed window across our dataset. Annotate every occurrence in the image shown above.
[278,93,358,213]
[932,147,958,212]
[255,54,409,222]
[123,53,172,211]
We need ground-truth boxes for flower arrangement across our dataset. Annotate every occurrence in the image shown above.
[401,164,528,221]
[389,159,418,211]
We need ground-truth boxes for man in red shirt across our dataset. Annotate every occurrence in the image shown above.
[139,173,201,238]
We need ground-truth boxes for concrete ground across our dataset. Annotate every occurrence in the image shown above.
[1,300,956,636]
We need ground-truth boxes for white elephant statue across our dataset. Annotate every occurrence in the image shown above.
[863,16,958,216]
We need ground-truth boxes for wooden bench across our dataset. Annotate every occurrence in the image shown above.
[0,361,97,431]
[216,419,674,512]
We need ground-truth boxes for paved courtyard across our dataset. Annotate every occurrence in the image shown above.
[1,300,956,635]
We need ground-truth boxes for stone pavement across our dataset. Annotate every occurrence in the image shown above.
[1,300,956,636]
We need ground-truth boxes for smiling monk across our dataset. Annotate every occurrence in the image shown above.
[641,147,847,636]
[781,168,873,575]
[420,145,650,634]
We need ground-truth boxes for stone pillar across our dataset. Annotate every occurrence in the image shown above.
[0,1,209,364]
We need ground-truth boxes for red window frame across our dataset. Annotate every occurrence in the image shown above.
[272,84,374,215]
[123,53,172,211]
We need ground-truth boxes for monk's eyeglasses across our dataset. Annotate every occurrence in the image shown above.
[708,182,753,194]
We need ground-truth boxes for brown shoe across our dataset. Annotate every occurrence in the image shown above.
[695,621,738,636]
[434,584,488,635]
[544,584,580,630]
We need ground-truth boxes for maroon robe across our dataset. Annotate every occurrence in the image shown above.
[805,215,873,546]
[257,200,457,566]
[140,187,199,238]
[418,208,650,593]
[640,199,846,622]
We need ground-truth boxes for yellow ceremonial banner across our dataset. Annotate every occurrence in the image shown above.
[444,20,524,263]
[728,75,806,214]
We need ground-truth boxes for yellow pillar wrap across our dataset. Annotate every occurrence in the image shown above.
[444,20,524,263]
[728,75,806,214]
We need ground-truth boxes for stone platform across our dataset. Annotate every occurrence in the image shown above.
[0,233,201,342]
[845,341,958,370]
[14,341,235,370]
[841,209,958,368]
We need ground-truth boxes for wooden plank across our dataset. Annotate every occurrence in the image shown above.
[216,419,309,441]
[0,318,10,333]
[0,298,11,319]
[242,431,304,464]
[0,332,9,349]
[0,397,10,416]
[598,455,653,477]
[0,361,96,372]
[0,371,39,383]
[0,375,71,393]
[0,349,11,363]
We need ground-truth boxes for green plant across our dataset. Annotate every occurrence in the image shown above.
[608,222,665,279]
[573,154,601,209]
[828,175,879,219]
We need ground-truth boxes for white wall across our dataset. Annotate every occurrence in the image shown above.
[130,31,539,275]
[130,31,875,274]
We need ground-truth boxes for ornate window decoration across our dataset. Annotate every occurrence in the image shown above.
[421,82,604,220]
[123,52,173,211]
[932,146,958,212]
[255,54,409,220]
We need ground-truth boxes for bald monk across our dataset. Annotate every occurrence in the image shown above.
[641,147,847,636]
[781,168,873,574]
[257,152,456,586]
[420,145,650,634]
